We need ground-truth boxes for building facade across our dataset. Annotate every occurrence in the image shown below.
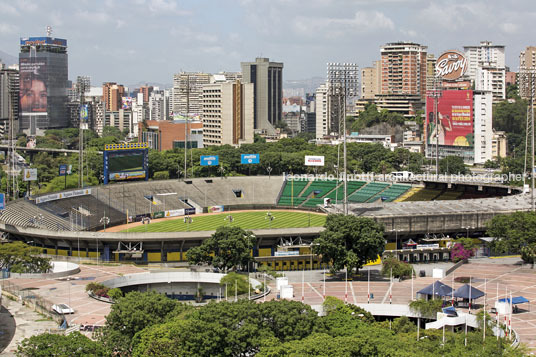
[519,46,536,100]
[0,62,19,137]
[380,42,428,100]
[172,72,211,116]
[102,82,125,111]
[464,41,506,102]
[19,36,69,134]
[241,57,283,135]
[202,80,254,147]
[139,119,203,151]
[361,60,381,100]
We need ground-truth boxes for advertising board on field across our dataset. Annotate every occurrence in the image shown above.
[208,205,224,213]
[165,209,185,218]
[200,155,219,166]
[23,168,37,181]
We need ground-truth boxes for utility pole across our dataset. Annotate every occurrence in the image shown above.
[77,77,88,188]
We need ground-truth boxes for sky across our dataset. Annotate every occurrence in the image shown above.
[0,0,534,87]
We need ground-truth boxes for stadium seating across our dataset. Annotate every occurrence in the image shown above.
[280,180,309,198]
[300,180,337,198]
[347,182,390,203]
[402,188,442,201]
[324,181,367,200]
[368,184,411,203]
[1,200,73,231]
[435,190,463,200]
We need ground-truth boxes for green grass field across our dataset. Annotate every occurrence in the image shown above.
[121,211,326,233]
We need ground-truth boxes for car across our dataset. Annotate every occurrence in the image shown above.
[52,303,74,314]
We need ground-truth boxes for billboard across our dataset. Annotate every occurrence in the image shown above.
[20,37,67,47]
[241,154,259,164]
[200,155,219,166]
[23,168,37,181]
[122,97,133,110]
[19,58,47,114]
[435,51,468,80]
[59,164,67,176]
[305,155,325,166]
[426,90,473,147]
[103,143,149,184]
[0,193,5,210]
[80,104,89,129]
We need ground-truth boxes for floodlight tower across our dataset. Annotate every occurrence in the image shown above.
[520,65,536,211]
[327,63,359,215]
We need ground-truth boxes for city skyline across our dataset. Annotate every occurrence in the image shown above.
[0,0,533,85]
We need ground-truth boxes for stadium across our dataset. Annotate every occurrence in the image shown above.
[0,155,525,268]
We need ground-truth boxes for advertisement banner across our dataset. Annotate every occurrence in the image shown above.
[208,205,224,213]
[165,209,185,218]
[0,193,5,210]
[59,164,67,176]
[241,154,260,164]
[23,168,37,181]
[305,155,325,166]
[80,104,89,129]
[109,171,146,181]
[20,37,67,47]
[19,58,47,114]
[35,188,91,204]
[122,97,132,110]
[153,211,165,219]
[426,90,473,147]
[200,155,219,166]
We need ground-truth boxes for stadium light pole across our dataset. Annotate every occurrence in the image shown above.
[327,63,359,216]
[520,66,536,211]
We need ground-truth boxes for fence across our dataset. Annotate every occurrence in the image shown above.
[1,279,64,325]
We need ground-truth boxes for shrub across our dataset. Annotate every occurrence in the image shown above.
[381,255,414,279]
[108,288,123,301]
[409,299,444,318]
[450,242,474,262]
[220,272,251,296]
[95,288,110,298]
[153,171,170,180]
[85,282,106,293]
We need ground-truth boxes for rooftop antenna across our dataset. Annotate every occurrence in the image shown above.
[46,25,52,36]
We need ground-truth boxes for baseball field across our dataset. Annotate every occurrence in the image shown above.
[120,210,326,233]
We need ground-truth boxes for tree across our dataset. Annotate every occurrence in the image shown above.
[486,211,536,254]
[520,243,536,268]
[220,272,251,295]
[0,241,51,273]
[97,291,182,355]
[187,226,256,272]
[313,214,385,274]
[439,156,468,175]
[102,125,124,140]
[16,332,107,357]
[381,255,414,279]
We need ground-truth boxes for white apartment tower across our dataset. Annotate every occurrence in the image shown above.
[315,83,329,139]
[202,80,254,146]
[361,60,381,100]
[464,41,506,102]
[519,46,536,100]
[473,90,493,164]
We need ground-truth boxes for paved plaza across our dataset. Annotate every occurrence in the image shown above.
[2,257,536,353]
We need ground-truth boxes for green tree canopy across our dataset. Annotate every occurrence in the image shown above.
[0,241,51,273]
[16,332,107,357]
[187,226,256,272]
[487,211,536,254]
[313,214,385,274]
[439,155,468,175]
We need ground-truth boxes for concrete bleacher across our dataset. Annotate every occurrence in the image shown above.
[40,195,125,230]
[2,200,73,231]
[348,182,390,203]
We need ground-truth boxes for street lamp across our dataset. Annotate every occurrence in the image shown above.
[184,215,193,231]
[390,229,402,259]
[99,215,110,265]
[461,226,474,238]
[265,212,275,229]
[266,166,272,180]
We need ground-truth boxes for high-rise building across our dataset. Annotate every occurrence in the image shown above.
[473,90,493,164]
[380,42,427,100]
[464,41,506,102]
[19,36,69,134]
[241,57,283,135]
[102,82,125,111]
[0,62,19,137]
[315,83,329,139]
[139,85,153,103]
[202,80,254,147]
[519,46,536,100]
[361,60,381,100]
[426,54,436,91]
[172,72,211,116]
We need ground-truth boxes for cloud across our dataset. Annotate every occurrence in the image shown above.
[148,0,190,15]
[294,11,395,38]
[0,2,19,16]
[0,23,17,35]
[500,23,519,35]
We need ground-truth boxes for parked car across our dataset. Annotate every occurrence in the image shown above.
[52,304,74,314]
